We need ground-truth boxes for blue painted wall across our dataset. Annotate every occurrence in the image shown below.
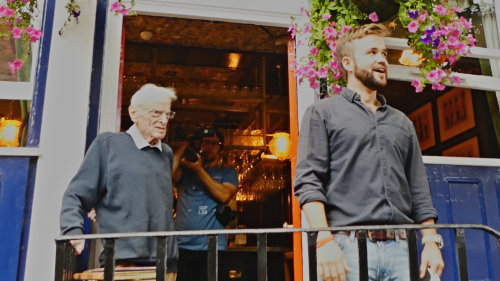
[426,164,500,281]
[0,157,31,281]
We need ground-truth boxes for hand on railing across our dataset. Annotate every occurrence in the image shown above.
[420,242,445,278]
[316,238,351,281]
[69,239,85,255]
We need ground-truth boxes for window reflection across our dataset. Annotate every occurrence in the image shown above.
[0,100,29,147]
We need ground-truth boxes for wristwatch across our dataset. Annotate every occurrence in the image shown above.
[421,234,444,249]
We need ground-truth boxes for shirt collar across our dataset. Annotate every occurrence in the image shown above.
[341,87,388,109]
[126,125,162,151]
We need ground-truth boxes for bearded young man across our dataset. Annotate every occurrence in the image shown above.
[294,23,444,281]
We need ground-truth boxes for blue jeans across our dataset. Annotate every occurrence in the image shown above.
[334,231,410,281]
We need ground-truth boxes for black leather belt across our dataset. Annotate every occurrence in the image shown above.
[334,229,407,241]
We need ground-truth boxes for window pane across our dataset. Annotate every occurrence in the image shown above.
[0,26,32,82]
[0,100,29,147]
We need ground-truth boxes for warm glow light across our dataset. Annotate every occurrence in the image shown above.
[399,49,423,66]
[227,53,241,68]
[268,132,291,160]
[0,118,22,147]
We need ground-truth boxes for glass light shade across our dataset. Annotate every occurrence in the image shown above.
[0,119,22,147]
[399,49,423,67]
[268,132,291,160]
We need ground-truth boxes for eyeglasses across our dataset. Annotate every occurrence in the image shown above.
[149,110,175,120]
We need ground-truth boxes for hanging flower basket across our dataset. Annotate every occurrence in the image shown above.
[289,0,477,96]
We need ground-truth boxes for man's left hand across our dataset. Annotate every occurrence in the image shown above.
[420,242,444,278]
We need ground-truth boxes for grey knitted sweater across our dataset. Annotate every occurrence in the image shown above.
[60,132,178,271]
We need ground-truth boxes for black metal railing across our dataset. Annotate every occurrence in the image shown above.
[55,224,500,281]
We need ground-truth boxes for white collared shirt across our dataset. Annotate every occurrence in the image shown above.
[126,125,162,151]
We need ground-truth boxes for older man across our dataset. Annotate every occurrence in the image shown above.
[60,83,178,280]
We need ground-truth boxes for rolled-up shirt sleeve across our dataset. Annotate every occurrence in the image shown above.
[405,121,438,223]
[293,104,330,207]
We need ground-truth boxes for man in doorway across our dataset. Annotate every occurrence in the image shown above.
[293,23,444,281]
[173,128,238,281]
[60,83,178,281]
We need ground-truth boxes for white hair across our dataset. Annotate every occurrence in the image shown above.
[130,83,177,107]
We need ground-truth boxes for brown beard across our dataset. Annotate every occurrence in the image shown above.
[353,63,387,91]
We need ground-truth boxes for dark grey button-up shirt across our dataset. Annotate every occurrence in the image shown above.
[294,88,438,226]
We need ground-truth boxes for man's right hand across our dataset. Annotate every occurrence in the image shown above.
[70,239,85,255]
[317,239,350,281]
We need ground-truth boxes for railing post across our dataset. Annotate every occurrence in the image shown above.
[357,230,368,281]
[156,236,167,281]
[455,228,469,281]
[102,238,115,281]
[207,234,219,281]
[257,233,268,281]
[54,241,65,281]
[406,229,419,281]
[307,231,318,281]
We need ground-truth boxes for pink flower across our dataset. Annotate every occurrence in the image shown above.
[411,79,423,93]
[368,12,379,23]
[452,76,461,85]
[467,34,476,47]
[426,68,443,84]
[323,26,336,37]
[310,46,319,56]
[308,60,317,68]
[448,36,458,47]
[317,67,328,78]
[8,59,23,75]
[20,0,30,2]
[460,17,473,29]
[455,42,467,55]
[432,83,446,91]
[418,11,428,22]
[0,6,14,17]
[300,7,310,17]
[120,8,129,15]
[303,23,312,34]
[11,27,22,39]
[288,23,297,38]
[452,7,463,13]
[329,60,339,70]
[322,14,331,20]
[332,84,343,94]
[310,79,320,90]
[26,27,42,42]
[110,1,122,12]
[448,55,457,65]
[434,5,448,16]
[340,25,351,35]
[407,20,419,33]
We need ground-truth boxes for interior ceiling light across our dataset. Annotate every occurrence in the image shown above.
[399,49,423,67]
[140,30,154,41]
[0,118,21,147]
[227,53,241,68]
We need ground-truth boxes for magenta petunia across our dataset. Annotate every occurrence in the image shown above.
[322,14,331,20]
[368,12,378,23]
[310,46,319,56]
[8,59,23,75]
[110,1,122,12]
[452,76,461,85]
[11,27,22,39]
[411,79,423,93]
[407,20,419,33]
[434,5,448,16]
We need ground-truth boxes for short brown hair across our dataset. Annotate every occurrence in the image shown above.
[336,23,390,75]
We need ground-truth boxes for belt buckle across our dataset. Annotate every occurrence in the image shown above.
[367,230,375,241]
